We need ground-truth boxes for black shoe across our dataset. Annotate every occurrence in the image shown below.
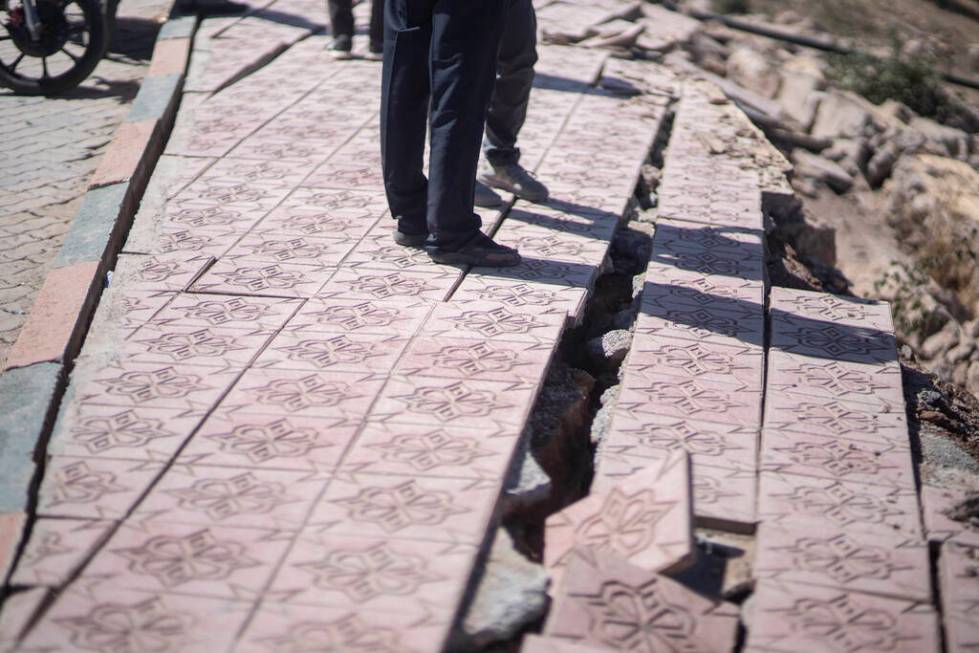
[329,35,353,59]
[393,230,427,248]
[182,0,247,15]
[428,232,521,267]
[479,162,549,203]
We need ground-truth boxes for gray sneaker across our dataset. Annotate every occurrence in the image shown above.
[479,162,549,203]
[474,181,504,208]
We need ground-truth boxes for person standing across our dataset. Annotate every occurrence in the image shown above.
[380,0,521,267]
[475,0,549,208]
[328,0,384,59]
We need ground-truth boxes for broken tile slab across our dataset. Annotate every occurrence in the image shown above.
[616,373,763,427]
[760,430,916,489]
[451,275,591,324]
[635,296,764,349]
[370,375,540,429]
[342,420,519,479]
[492,220,613,266]
[317,268,460,303]
[468,257,599,293]
[767,350,905,407]
[183,409,359,471]
[754,521,931,602]
[641,267,765,306]
[0,587,46,652]
[544,454,693,583]
[112,253,213,294]
[648,244,766,282]
[37,456,163,520]
[745,580,940,653]
[237,602,449,653]
[758,472,922,536]
[11,518,115,587]
[763,395,909,446]
[522,635,610,653]
[624,335,764,389]
[600,413,759,470]
[770,286,895,332]
[306,473,500,545]
[691,463,758,534]
[130,465,328,530]
[189,259,337,298]
[284,297,433,337]
[421,300,567,345]
[267,532,479,615]
[18,586,252,653]
[940,542,979,653]
[83,521,291,600]
[254,331,409,375]
[770,319,898,366]
[395,336,555,385]
[921,485,979,547]
[545,552,739,652]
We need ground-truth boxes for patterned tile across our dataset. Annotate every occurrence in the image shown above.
[345,234,462,274]
[492,220,612,266]
[422,300,567,345]
[452,274,591,321]
[84,521,290,600]
[11,518,115,587]
[745,580,940,653]
[689,462,758,533]
[641,267,765,306]
[224,233,357,267]
[921,485,979,547]
[342,421,518,479]
[545,553,739,652]
[771,318,897,366]
[940,542,979,653]
[267,533,478,614]
[77,361,240,412]
[396,336,555,384]
[617,372,763,427]
[758,472,921,536]
[223,368,386,421]
[112,254,213,293]
[761,429,915,489]
[764,395,909,446]
[755,520,931,601]
[371,375,539,428]
[256,331,409,374]
[121,324,274,368]
[635,295,764,349]
[190,259,336,298]
[148,294,301,332]
[770,286,895,331]
[18,588,251,653]
[521,635,610,653]
[285,297,433,337]
[767,351,905,407]
[545,453,693,584]
[37,456,161,520]
[131,465,328,530]
[303,160,384,191]
[317,268,460,302]
[307,473,499,544]
[184,409,360,470]
[625,335,763,388]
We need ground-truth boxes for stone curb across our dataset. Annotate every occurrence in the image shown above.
[0,3,198,582]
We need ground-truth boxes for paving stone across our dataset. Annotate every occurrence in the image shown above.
[767,351,905,407]
[10,517,115,587]
[545,453,693,584]
[521,635,610,653]
[745,580,940,653]
[763,395,909,446]
[546,552,739,652]
[940,542,979,653]
[754,520,931,601]
[423,300,568,345]
[37,456,161,521]
[452,275,592,324]
[284,297,433,337]
[52,183,129,268]
[396,336,555,385]
[616,372,763,427]
[625,335,764,389]
[758,472,922,536]
[921,485,979,547]
[636,292,765,349]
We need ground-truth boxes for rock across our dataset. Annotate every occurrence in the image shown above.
[969,43,979,71]
[791,149,854,193]
[948,340,976,365]
[822,138,869,176]
[810,90,876,140]
[964,320,979,339]
[585,330,632,371]
[909,116,971,159]
[502,433,553,519]
[922,322,960,360]
[866,141,899,188]
[776,72,824,131]
[590,384,620,447]
[953,361,969,387]
[459,529,550,649]
[610,307,635,331]
[968,361,979,397]
[726,47,781,99]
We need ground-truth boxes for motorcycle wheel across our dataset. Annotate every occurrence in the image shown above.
[0,0,107,96]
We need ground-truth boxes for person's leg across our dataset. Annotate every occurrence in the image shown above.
[483,0,537,168]
[327,0,355,53]
[380,0,432,238]
[426,0,506,249]
[368,0,384,53]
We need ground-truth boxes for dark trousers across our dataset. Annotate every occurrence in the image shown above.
[380,0,506,248]
[328,0,384,48]
[484,0,537,167]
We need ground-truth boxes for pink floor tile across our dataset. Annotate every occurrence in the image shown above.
[121,324,275,368]
[625,335,763,389]
[763,395,909,445]
[771,286,895,331]
[11,518,115,587]
[761,429,916,489]
[767,351,905,407]
[85,521,290,600]
[641,266,765,305]
[770,319,898,366]
[148,294,301,332]
[318,268,460,302]
[492,221,612,266]
[451,276,589,323]
[345,234,463,274]
[303,160,385,191]
[617,373,763,427]
[635,297,764,349]
[267,532,478,614]
[223,368,385,421]
[37,456,161,520]
[307,473,499,544]
[422,299,567,344]
[746,580,939,653]
[184,409,359,471]
[132,465,328,530]
[396,336,555,384]
[77,360,240,412]
[224,233,357,267]
[522,635,610,653]
[758,472,922,536]
[113,253,213,293]
[190,259,336,298]
[371,375,539,428]
[198,157,311,189]
[256,331,409,374]
[285,297,433,337]
[754,520,931,602]
[342,420,518,479]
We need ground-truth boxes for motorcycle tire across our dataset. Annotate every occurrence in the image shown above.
[0,0,108,96]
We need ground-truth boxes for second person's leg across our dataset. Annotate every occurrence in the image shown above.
[327,0,355,56]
